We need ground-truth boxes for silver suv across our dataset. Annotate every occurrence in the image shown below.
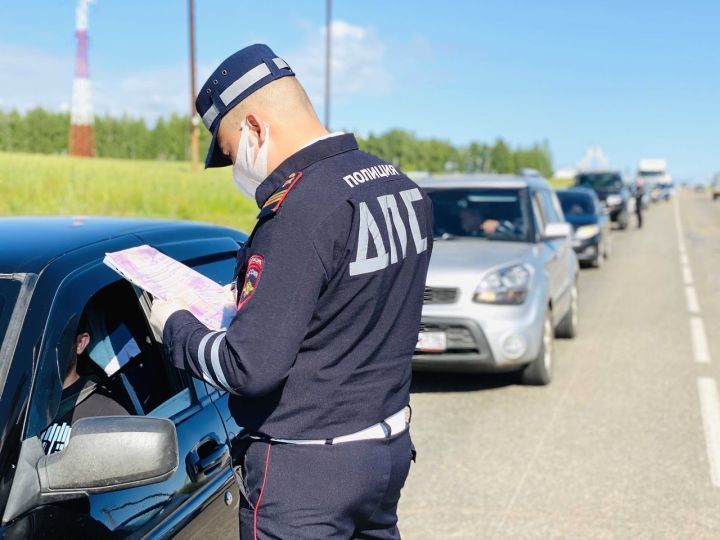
[414,174,579,385]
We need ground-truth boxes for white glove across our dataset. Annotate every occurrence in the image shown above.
[150,298,190,342]
[223,283,237,305]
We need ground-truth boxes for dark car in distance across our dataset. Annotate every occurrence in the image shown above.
[0,217,251,539]
[556,188,611,268]
[574,171,631,230]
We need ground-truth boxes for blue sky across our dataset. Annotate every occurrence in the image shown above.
[1,0,718,181]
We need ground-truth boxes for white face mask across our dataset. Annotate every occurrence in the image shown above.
[232,119,270,199]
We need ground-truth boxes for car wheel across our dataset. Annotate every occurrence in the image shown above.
[520,309,554,385]
[617,211,628,230]
[555,282,578,338]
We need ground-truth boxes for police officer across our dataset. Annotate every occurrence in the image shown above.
[635,178,645,228]
[149,44,433,539]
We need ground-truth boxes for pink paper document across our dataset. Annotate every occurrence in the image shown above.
[104,245,235,331]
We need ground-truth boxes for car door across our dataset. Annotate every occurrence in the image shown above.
[148,238,256,528]
[532,189,569,322]
[542,189,573,320]
[13,249,239,538]
[148,241,248,539]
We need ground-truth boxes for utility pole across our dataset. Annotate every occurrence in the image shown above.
[188,0,200,171]
[324,0,332,130]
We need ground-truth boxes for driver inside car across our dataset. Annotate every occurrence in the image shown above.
[40,315,130,455]
[459,206,502,236]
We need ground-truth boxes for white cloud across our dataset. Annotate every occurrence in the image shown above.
[0,43,206,123]
[0,45,73,112]
[93,64,192,121]
[286,20,394,109]
[0,19,393,122]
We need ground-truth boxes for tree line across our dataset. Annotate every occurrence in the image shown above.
[0,108,553,177]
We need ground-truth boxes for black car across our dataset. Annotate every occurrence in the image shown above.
[556,188,611,268]
[0,217,251,538]
[574,171,631,229]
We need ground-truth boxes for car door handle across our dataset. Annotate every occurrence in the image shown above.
[187,434,230,483]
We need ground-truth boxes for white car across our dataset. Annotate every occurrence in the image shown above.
[414,174,579,385]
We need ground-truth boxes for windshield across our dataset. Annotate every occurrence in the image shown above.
[427,188,531,242]
[576,173,623,190]
[639,171,664,177]
[557,192,594,216]
[0,277,22,351]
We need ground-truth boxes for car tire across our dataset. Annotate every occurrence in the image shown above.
[520,309,554,386]
[617,211,629,230]
[555,282,578,338]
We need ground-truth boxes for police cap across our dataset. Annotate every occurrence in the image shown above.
[195,44,295,168]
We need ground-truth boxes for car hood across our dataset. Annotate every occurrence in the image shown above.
[426,239,539,285]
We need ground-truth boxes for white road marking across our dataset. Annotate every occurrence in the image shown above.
[676,196,719,491]
[682,265,694,285]
[697,378,720,487]
[673,197,687,252]
[691,317,711,364]
[685,286,700,314]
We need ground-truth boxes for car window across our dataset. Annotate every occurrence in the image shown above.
[37,251,239,454]
[576,172,623,190]
[539,190,562,223]
[532,192,547,233]
[39,280,188,454]
[558,193,594,216]
[427,188,532,242]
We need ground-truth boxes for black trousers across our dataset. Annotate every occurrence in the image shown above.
[239,430,414,540]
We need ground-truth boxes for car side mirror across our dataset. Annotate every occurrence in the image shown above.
[39,416,178,493]
[2,416,178,525]
[542,222,572,240]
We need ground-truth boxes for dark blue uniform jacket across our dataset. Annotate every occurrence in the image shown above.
[164,134,433,440]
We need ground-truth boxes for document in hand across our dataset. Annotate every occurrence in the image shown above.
[104,245,236,331]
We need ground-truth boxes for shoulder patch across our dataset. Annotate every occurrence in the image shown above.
[258,171,303,220]
[237,254,264,310]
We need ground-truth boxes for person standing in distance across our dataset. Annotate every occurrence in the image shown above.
[149,44,433,539]
[635,178,645,228]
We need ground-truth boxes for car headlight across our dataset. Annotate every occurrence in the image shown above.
[606,194,622,206]
[574,224,600,240]
[474,264,531,305]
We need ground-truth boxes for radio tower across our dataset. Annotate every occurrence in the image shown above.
[69,0,95,157]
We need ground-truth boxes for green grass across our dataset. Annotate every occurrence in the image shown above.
[1,151,575,233]
[549,177,574,189]
[0,152,259,232]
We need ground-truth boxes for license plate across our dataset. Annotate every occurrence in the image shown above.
[416,331,447,352]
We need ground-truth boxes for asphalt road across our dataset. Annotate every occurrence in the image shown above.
[399,189,720,539]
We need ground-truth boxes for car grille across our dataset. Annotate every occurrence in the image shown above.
[423,287,458,305]
[418,323,478,352]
